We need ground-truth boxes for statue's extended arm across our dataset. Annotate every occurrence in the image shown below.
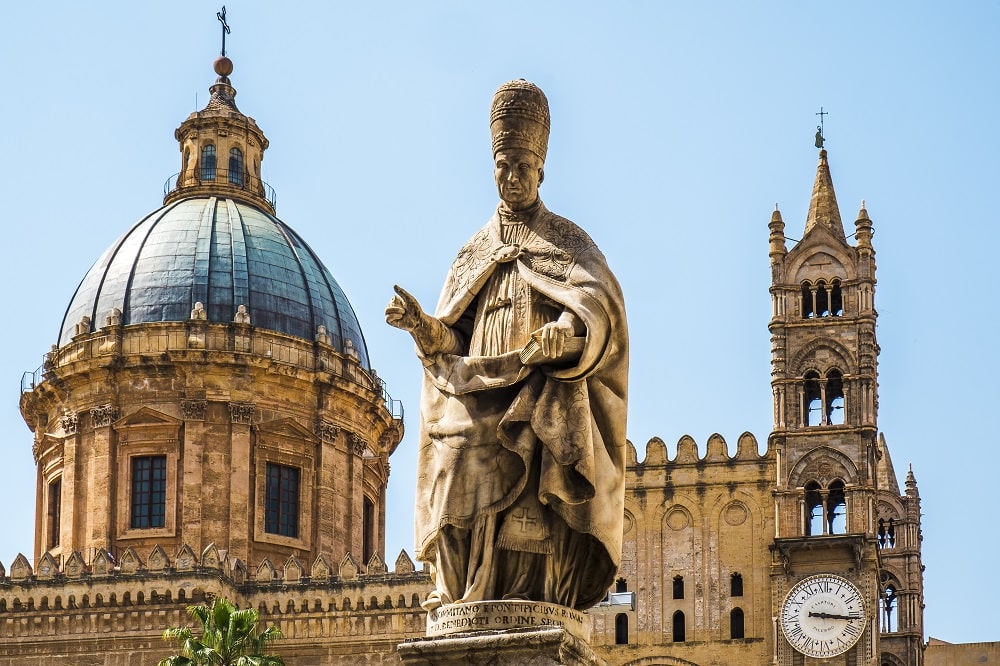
[385,285,464,356]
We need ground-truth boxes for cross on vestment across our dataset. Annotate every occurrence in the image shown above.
[510,507,539,532]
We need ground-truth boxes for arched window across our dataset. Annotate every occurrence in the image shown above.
[815,279,830,316]
[730,607,745,639]
[826,369,845,425]
[801,279,844,318]
[879,518,897,549]
[730,573,743,597]
[229,147,244,186]
[672,610,686,642]
[880,584,898,632]
[801,282,814,318]
[804,371,823,426]
[615,613,629,644]
[827,480,847,534]
[200,144,216,180]
[616,577,628,593]
[831,279,843,315]
[672,575,685,599]
[805,481,824,536]
[805,368,845,426]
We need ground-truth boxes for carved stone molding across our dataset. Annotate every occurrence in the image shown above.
[350,432,367,457]
[181,400,207,420]
[60,412,79,434]
[229,402,256,424]
[316,420,341,442]
[90,404,120,428]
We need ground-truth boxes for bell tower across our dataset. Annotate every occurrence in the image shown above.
[767,149,922,665]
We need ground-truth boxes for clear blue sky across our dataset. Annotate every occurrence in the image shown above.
[1,0,996,644]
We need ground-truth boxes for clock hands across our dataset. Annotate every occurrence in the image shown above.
[808,611,862,621]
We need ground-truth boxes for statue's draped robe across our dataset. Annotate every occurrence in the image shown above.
[415,201,628,610]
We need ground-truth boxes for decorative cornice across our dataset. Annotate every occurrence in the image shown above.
[181,400,207,421]
[229,402,255,425]
[317,420,341,443]
[350,433,367,457]
[60,412,79,434]
[90,404,120,429]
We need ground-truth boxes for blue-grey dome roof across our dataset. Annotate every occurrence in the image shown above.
[59,196,370,368]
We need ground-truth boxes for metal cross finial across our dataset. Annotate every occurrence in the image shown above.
[815,107,829,148]
[217,6,231,56]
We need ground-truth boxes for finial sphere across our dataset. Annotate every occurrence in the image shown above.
[214,56,234,77]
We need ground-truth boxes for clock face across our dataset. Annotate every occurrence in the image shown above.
[780,574,867,658]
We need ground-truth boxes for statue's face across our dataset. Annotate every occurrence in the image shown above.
[494,149,543,210]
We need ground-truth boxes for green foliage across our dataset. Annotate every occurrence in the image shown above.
[158,597,284,666]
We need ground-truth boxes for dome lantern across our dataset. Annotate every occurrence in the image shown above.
[163,54,275,213]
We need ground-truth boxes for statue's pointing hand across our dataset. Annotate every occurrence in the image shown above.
[385,285,424,333]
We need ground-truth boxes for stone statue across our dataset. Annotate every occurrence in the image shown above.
[386,80,628,613]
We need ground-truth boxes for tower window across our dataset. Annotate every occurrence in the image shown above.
[130,456,166,529]
[47,477,62,549]
[265,463,300,538]
[229,147,244,186]
[200,144,217,180]
[878,518,897,549]
[804,368,845,426]
[801,282,814,318]
[801,279,844,318]
[672,575,685,599]
[804,371,823,426]
[827,480,847,534]
[831,279,843,315]
[730,607,745,639]
[616,577,628,593]
[826,369,845,425]
[880,584,898,632]
[805,481,824,536]
[615,613,629,644]
[816,279,830,316]
[730,573,743,597]
[672,610,686,642]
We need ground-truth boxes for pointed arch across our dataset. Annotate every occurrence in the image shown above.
[785,241,857,284]
[790,338,855,377]
[787,446,860,488]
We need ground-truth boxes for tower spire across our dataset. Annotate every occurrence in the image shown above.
[804,149,846,241]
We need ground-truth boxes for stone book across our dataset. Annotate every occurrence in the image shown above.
[519,336,586,365]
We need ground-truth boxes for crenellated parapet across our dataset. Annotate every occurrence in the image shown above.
[628,432,769,469]
[0,543,431,664]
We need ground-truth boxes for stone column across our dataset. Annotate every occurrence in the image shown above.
[315,421,340,556]
[87,405,117,551]
[228,402,255,559]
[180,401,207,554]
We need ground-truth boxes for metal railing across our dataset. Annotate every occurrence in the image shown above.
[21,361,46,392]
[163,170,277,210]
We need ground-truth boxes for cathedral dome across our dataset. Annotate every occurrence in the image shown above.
[58,196,370,368]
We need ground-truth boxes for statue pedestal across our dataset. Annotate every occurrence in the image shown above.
[397,626,606,666]
[397,601,606,666]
